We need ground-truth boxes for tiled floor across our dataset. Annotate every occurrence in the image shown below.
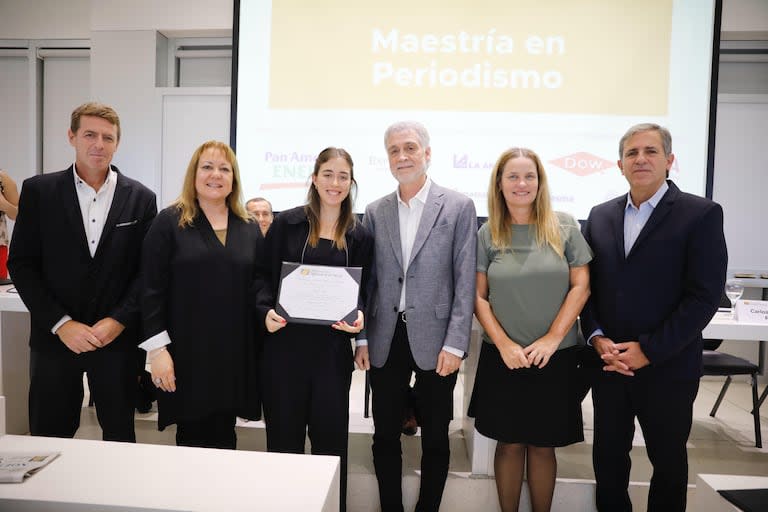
[74,368,768,511]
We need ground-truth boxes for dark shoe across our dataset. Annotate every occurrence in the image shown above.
[136,371,156,413]
[402,413,418,436]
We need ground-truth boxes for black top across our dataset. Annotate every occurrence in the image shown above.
[141,206,265,428]
[304,238,346,267]
[259,206,374,339]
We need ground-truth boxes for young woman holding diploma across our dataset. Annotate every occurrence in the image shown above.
[260,147,373,512]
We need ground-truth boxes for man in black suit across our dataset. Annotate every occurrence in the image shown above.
[9,102,157,442]
[581,123,727,511]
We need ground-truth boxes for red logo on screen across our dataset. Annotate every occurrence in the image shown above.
[550,153,615,176]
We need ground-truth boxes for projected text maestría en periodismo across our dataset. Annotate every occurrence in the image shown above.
[371,28,565,90]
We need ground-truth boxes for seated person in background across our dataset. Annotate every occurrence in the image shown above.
[246,196,274,236]
[0,169,20,280]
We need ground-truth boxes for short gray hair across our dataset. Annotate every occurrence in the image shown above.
[619,123,672,158]
[384,121,430,149]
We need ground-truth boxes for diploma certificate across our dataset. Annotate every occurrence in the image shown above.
[276,262,362,325]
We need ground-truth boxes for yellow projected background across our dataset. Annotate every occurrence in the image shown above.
[268,0,672,114]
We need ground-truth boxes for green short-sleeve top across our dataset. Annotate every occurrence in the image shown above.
[477,211,592,349]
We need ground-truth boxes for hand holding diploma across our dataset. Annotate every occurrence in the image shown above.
[266,308,364,334]
[332,310,364,334]
[265,308,287,333]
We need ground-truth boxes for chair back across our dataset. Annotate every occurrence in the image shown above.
[702,292,731,352]
[703,338,723,351]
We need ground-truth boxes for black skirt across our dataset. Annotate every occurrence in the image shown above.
[468,342,584,447]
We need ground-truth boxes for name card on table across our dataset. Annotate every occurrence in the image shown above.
[735,300,768,324]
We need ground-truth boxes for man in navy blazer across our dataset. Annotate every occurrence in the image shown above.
[357,121,477,512]
[9,102,156,442]
[581,123,727,511]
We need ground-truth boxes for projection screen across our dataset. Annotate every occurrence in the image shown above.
[232,0,721,218]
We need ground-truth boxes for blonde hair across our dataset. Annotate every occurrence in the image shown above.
[305,147,357,250]
[487,148,563,257]
[173,140,250,228]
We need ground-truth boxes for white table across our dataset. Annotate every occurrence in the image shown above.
[0,285,26,313]
[0,434,340,511]
[705,312,768,400]
[693,473,768,512]
[0,286,29,434]
[703,313,768,343]
[463,315,768,476]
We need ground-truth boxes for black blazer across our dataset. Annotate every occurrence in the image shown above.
[8,166,157,354]
[141,207,264,427]
[580,181,727,380]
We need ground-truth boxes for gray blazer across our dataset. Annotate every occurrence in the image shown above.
[363,181,477,370]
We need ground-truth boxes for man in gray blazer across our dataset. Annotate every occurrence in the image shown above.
[356,121,477,512]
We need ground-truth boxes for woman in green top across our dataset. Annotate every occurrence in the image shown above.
[469,147,592,512]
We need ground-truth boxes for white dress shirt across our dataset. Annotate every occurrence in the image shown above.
[397,177,432,312]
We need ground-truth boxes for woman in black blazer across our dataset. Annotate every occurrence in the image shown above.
[260,147,373,512]
[140,140,264,449]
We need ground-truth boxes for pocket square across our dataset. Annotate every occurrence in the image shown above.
[115,220,139,228]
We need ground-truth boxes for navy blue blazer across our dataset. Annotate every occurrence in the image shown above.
[580,181,727,380]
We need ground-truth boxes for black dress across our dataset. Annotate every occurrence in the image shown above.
[259,206,372,512]
[142,207,264,431]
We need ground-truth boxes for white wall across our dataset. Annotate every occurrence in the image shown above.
[0,56,35,188]
[42,56,90,172]
[0,0,91,39]
[721,0,768,34]
[0,0,232,38]
[90,0,231,33]
[90,30,164,195]
[0,0,233,203]
[713,97,768,271]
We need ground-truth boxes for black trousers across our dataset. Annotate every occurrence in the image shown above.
[176,410,237,449]
[29,348,136,442]
[370,317,458,512]
[261,328,353,512]
[592,371,699,512]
